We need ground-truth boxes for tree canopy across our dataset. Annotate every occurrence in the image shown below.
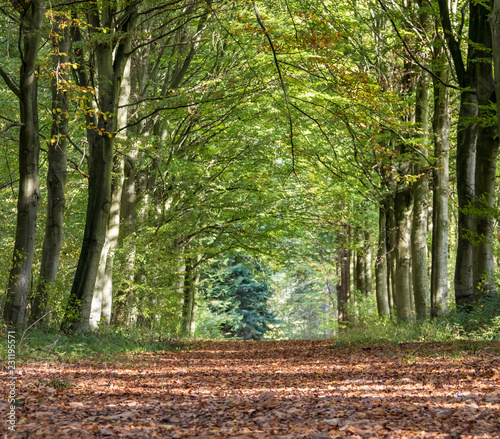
[1,0,499,338]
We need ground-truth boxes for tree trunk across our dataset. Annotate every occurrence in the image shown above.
[473,125,498,295]
[375,205,390,316]
[411,71,430,320]
[30,13,69,324]
[348,225,357,316]
[337,224,351,327]
[386,195,397,312]
[181,257,196,337]
[90,157,124,329]
[117,150,138,325]
[491,0,500,296]
[337,247,350,327]
[92,53,133,329]
[438,0,490,311]
[3,0,44,329]
[364,231,372,296]
[394,183,414,322]
[431,46,450,318]
[355,230,367,297]
[61,3,138,332]
[454,95,477,310]
[472,4,497,296]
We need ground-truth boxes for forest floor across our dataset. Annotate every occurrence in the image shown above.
[2,339,500,438]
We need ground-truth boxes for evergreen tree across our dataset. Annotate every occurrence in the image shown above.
[201,252,278,340]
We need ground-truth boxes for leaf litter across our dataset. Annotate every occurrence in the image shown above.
[2,339,500,438]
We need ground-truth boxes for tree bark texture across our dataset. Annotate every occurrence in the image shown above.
[386,195,396,312]
[113,151,138,326]
[394,183,414,322]
[181,257,196,337]
[90,157,124,329]
[30,15,70,324]
[491,0,500,297]
[473,122,498,295]
[355,229,367,298]
[454,90,477,310]
[438,0,495,310]
[364,231,372,297]
[61,3,138,332]
[3,0,44,329]
[92,54,133,329]
[472,2,497,296]
[337,245,350,327]
[431,47,450,318]
[411,71,430,320]
[375,205,390,316]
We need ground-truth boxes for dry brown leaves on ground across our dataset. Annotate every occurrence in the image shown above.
[2,340,500,438]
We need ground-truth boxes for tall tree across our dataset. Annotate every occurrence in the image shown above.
[430,35,450,318]
[411,69,431,320]
[201,252,277,340]
[375,199,390,316]
[491,3,500,239]
[110,3,211,325]
[337,226,351,326]
[472,1,497,297]
[61,1,138,332]
[30,9,71,324]
[393,19,416,323]
[438,0,497,309]
[2,0,44,328]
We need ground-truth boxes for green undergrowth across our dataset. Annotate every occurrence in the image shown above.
[333,302,500,354]
[334,317,462,347]
[1,326,191,364]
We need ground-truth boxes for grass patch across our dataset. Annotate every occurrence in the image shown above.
[334,316,462,347]
[33,378,74,389]
[333,305,500,358]
[0,326,192,364]
[334,294,500,349]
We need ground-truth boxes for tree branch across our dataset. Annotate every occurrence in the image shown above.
[253,1,297,176]
[436,0,466,86]
[0,65,20,98]
[377,0,459,90]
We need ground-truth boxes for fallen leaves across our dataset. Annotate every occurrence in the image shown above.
[2,340,500,438]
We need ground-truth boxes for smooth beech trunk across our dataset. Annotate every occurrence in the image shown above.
[355,230,367,298]
[337,225,350,327]
[348,226,356,314]
[386,195,396,312]
[454,90,477,309]
[473,123,498,295]
[438,0,493,310]
[91,53,133,329]
[181,257,196,337]
[375,205,390,316]
[114,150,138,325]
[3,1,44,329]
[61,3,138,332]
[431,48,450,317]
[394,183,414,322]
[472,6,498,296]
[30,16,70,324]
[491,1,500,293]
[411,71,430,320]
[90,157,124,329]
[337,247,350,327]
[364,231,372,297]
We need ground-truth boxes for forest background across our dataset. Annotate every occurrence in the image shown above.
[1,0,500,345]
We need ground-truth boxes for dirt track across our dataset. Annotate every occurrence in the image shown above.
[2,340,500,438]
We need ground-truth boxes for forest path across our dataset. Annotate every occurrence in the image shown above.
[4,339,500,438]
